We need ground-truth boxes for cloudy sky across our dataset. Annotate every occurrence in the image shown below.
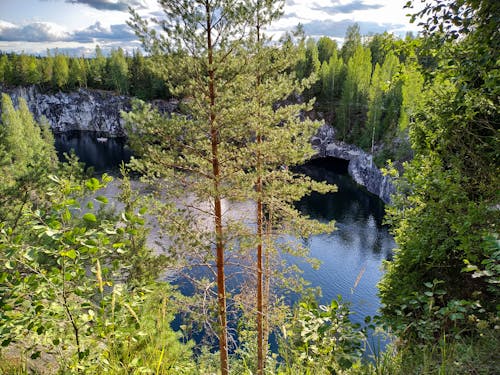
[0,0,421,56]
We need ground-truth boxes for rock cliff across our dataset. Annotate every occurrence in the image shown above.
[1,85,133,136]
[1,86,394,202]
[311,125,394,203]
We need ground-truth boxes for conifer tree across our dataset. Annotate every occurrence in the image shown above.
[126,2,257,373]
[245,11,335,370]
[127,2,335,373]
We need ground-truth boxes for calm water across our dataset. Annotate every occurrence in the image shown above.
[293,159,394,322]
[54,132,132,173]
[54,132,394,350]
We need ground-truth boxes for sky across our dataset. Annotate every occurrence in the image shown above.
[0,0,422,56]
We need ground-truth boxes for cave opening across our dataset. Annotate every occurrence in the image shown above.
[302,156,350,175]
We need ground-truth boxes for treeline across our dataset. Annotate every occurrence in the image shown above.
[0,27,427,165]
[0,47,168,100]
[295,25,425,163]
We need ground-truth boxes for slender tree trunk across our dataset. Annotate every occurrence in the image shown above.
[256,148,264,375]
[206,3,229,374]
[255,20,265,375]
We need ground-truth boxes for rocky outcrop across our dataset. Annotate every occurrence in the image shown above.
[311,124,395,203]
[1,86,394,202]
[1,85,132,136]
[1,85,179,137]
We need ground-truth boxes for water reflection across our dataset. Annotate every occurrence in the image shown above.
[54,131,132,173]
[293,159,394,322]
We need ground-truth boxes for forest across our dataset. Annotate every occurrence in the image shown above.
[0,0,498,374]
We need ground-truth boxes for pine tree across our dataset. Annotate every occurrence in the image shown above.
[126,2,258,373]
[245,18,335,371]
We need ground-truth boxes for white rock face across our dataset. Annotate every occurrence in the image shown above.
[1,85,131,137]
[1,86,394,202]
[311,124,395,203]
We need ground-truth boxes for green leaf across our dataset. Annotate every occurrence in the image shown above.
[96,195,109,204]
[62,208,71,222]
[83,213,97,222]
[60,249,77,259]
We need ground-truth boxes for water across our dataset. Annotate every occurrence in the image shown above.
[54,132,394,352]
[293,158,394,321]
[54,131,132,173]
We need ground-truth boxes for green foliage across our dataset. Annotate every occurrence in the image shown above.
[0,94,59,227]
[317,36,338,64]
[52,52,69,89]
[380,0,499,347]
[0,174,193,373]
[279,296,365,374]
[337,44,371,141]
[341,24,361,63]
[107,48,129,94]
[68,57,87,89]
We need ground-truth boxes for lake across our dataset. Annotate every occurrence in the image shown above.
[54,131,394,353]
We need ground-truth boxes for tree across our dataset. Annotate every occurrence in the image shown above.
[0,94,58,227]
[398,57,424,131]
[318,49,344,110]
[127,2,257,373]
[41,50,54,88]
[0,173,194,372]
[52,51,69,89]
[341,23,361,63]
[127,2,335,374]
[87,45,107,89]
[245,3,335,372]
[337,44,372,141]
[317,36,337,64]
[379,0,499,341]
[0,54,9,84]
[107,48,129,94]
[296,38,320,83]
[68,57,87,89]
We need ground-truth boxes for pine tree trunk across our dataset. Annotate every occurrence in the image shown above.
[206,3,228,373]
[257,160,264,375]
